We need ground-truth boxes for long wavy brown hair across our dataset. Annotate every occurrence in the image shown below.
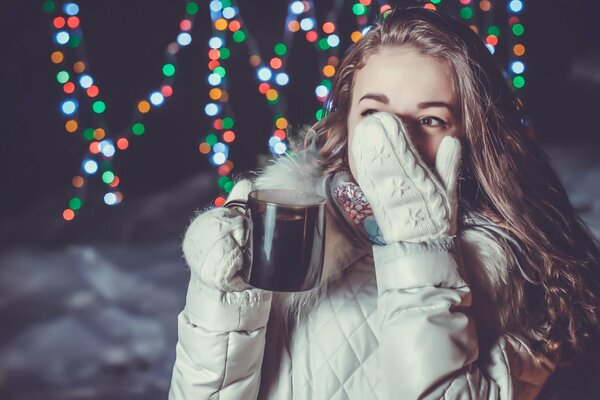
[308,6,600,365]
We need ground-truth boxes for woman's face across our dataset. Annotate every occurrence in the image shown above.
[347,46,462,179]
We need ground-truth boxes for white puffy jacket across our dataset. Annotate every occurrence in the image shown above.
[169,150,556,399]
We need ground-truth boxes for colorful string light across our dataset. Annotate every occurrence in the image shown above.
[44,0,199,220]
[508,1,526,90]
[46,0,526,217]
[204,0,527,204]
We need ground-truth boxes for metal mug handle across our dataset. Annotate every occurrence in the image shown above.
[224,199,253,282]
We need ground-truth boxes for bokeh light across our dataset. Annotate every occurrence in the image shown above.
[61,99,78,115]
[47,0,529,216]
[55,31,70,45]
[150,91,165,106]
[83,159,98,174]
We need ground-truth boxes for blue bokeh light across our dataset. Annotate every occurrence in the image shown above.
[150,91,165,106]
[509,0,523,13]
[55,31,70,45]
[63,2,79,16]
[209,37,223,49]
[257,67,272,82]
[290,1,304,14]
[205,103,221,116]
[61,99,78,115]
[275,73,289,86]
[177,33,192,46]
[83,159,98,174]
[511,61,525,74]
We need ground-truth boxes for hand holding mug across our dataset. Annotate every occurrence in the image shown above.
[183,179,326,293]
[182,180,255,292]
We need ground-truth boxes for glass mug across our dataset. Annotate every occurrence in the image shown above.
[227,189,326,292]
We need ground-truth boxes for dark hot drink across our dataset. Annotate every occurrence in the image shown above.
[244,189,326,292]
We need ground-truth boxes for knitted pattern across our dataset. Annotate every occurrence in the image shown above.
[182,179,255,292]
[350,111,461,243]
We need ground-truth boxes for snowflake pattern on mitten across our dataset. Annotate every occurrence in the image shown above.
[350,111,462,243]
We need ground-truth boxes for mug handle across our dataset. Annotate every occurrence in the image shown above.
[223,199,247,211]
[224,200,253,281]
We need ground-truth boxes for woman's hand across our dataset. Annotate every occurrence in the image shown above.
[182,180,255,291]
[349,111,461,243]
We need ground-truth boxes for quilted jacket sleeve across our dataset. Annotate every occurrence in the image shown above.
[169,277,272,399]
[373,235,554,400]
[169,206,272,400]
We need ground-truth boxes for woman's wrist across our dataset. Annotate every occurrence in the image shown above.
[373,235,465,294]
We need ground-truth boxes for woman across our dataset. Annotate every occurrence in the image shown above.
[169,7,600,399]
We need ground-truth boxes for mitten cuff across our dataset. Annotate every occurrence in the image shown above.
[185,277,272,332]
[373,236,466,295]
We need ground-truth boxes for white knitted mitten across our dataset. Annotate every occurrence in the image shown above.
[182,179,255,291]
[350,111,461,243]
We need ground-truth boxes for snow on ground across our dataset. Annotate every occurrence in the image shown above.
[0,143,598,399]
[0,241,187,399]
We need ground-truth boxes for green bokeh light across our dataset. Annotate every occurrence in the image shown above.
[186,2,199,15]
[102,171,115,184]
[56,71,70,84]
[92,101,106,114]
[488,26,501,36]
[513,76,525,88]
[69,197,82,210]
[431,0,442,4]
[218,176,230,188]
[274,43,287,56]
[232,30,246,43]
[512,23,524,36]
[318,38,330,50]
[163,63,176,77]
[219,47,231,59]
[83,128,95,141]
[316,109,324,121]
[43,1,55,12]
[460,7,473,19]
[206,133,218,146]
[214,66,226,78]
[132,123,145,135]
[224,181,234,193]
[352,4,366,16]
[222,117,234,129]
[68,34,81,48]
[321,79,332,90]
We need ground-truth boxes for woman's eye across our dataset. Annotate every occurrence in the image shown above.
[420,116,447,128]
[360,109,377,117]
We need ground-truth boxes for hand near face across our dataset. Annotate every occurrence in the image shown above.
[346,46,462,181]
[343,47,463,243]
[349,111,461,243]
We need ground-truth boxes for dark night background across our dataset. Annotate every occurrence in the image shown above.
[0,1,599,398]
[1,0,600,242]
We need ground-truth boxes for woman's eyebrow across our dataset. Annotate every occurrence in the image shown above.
[417,101,452,110]
[359,93,389,104]
[358,94,452,111]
